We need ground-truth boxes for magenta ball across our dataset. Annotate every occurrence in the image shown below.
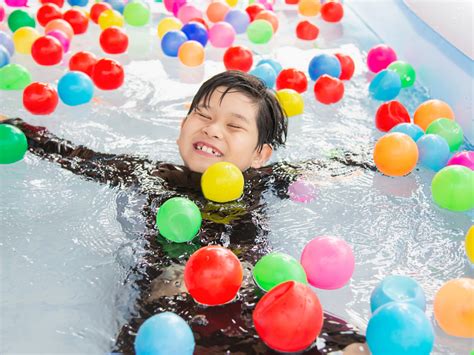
[367,44,397,73]
[208,21,235,48]
[177,4,203,24]
[46,30,70,53]
[0,5,5,22]
[288,179,316,203]
[447,151,474,170]
[5,0,28,6]
[164,0,187,16]
[300,236,355,290]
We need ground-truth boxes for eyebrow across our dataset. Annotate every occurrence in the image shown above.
[195,105,251,125]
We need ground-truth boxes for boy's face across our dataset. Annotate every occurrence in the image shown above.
[177,87,272,173]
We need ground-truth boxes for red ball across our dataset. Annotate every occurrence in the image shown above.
[223,45,253,72]
[321,1,344,22]
[90,2,112,24]
[31,36,63,66]
[189,17,209,31]
[40,0,64,8]
[36,3,62,27]
[375,100,410,132]
[335,53,355,80]
[69,51,97,77]
[314,75,344,105]
[253,281,323,352]
[184,246,243,306]
[92,58,125,90]
[285,0,299,4]
[245,3,265,21]
[23,82,59,115]
[296,20,319,41]
[276,68,308,93]
[100,26,128,54]
[63,9,89,35]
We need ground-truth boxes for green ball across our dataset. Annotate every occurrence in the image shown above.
[0,124,28,164]
[247,19,273,45]
[253,252,307,292]
[432,166,474,212]
[0,64,32,90]
[388,60,416,88]
[8,9,36,33]
[426,118,463,152]
[123,1,150,27]
[156,197,202,243]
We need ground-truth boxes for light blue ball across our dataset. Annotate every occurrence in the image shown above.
[367,302,434,355]
[67,0,88,6]
[370,275,426,313]
[134,312,195,355]
[0,45,10,68]
[390,123,424,142]
[224,9,250,34]
[257,58,282,75]
[104,0,125,13]
[58,71,94,106]
[161,30,187,57]
[308,54,341,81]
[250,63,276,88]
[416,134,451,171]
[369,69,402,101]
[0,32,14,56]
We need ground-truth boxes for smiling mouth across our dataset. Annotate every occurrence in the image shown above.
[193,142,223,157]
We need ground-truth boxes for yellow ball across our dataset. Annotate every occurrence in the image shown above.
[225,0,238,7]
[466,225,474,264]
[276,88,304,117]
[157,17,182,39]
[13,27,40,55]
[201,162,244,203]
[98,9,124,30]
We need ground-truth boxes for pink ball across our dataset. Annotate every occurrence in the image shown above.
[0,5,4,22]
[447,151,474,170]
[288,179,316,203]
[46,30,70,53]
[177,4,203,24]
[164,0,187,16]
[367,44,397,73]
[208,21,235,48]
[300,236,355,290]
[5,0,28,6]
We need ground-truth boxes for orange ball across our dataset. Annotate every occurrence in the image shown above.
[206,1,230,23]
[44,19,74,40]
[373,132,418,176]
[434,278,474,338]
[413,99,455,131]
[298,0,321,17]
[178,40,205,67]
[255,10,279,32]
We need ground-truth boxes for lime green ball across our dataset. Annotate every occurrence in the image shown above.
[8,10,36,33]
[156,197,202,243]
[388,60,416,88]
[253,252,307,292]
[432,166,474,212]
[0,124,28,164]
[0,64,32,90]
[123,1,150,27]
[426,118,463,152]
[247,19,273,44]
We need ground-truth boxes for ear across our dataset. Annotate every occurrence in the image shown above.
[176,117,187,144]
[251,144,273,169]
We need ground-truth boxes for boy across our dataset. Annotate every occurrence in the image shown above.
[1,71,371,353]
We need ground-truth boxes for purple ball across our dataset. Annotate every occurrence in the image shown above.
[47,30,70,53]
[0,31,14,56]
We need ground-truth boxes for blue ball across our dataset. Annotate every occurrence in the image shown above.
[416,134,451,171]
[370,275,426,313]
[308,54,341,81]
[0,31,14,56]
[369,69,402,101]
[104,0,125,13]
[224,9,250,34]
[367,302,434,355]
[250,63,276,88]
[181,22,208,47]
[58,71,94,106]
[390,123,424,142]
[134,312,195,355]
[67,0,88,6]
[257,58,282,75]
[161,30,188,57]
[0,45,10,68]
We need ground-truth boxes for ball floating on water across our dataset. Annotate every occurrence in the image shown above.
[426,118,463,152]
[46,29,70,52]
[58,71,94,106]
[389,123,424,142]
[0,124,28,165]
[465,226,474,264]
[296,20,319,41]
[206,1,230,23]
[246,19,273,44]
[177,4,202,25]
[178,40,204,67]
[334,53,354,80]
[373,132,418,177]
[8,9,35,33]
[45,19,74,39]
[92,58,124,90]
[250,63,276,88]
[314,74,344,105]
[23,82,58,115]
[367,44,397,73]
[375,100,410,132]
[90,2,112,24]
[387,60,416,88]
[224,9,250,34]
[288,179,316,203]
[123,0,150,27]
[208,21,235,48]
[36,3,63,27]
[298,0,321,17]
[201,161,244,203]
[157,17,182,39]
[255,10,279,32]
[0,32,15,56]
[245,3,265,21]
[161,30,187,57]
[100,26,128,54]
[321,0,343,22]
[68,51,97,77]
[98,9,124,30]
[416,134,450,171]
[63,8,89,34]
[276,68,308,93]
[276,88,304,117]
[413,99,454,131]
[0,46,9,68]
[0,63,32,90]
[257,58,282,75]
[308,53,341,81]
[181,21,208,47]
[369,69,401,101]
[12,27,40,55]
[223,45,253,72]
[431,165,474,212]
[447,151,474,170]
[31,35,63,66]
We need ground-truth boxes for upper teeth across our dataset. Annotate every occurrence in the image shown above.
[196,144,222,157]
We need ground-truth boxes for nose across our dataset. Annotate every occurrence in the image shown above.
[202,121,223,139]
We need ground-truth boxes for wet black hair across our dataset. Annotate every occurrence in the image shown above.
[187,70,288,152]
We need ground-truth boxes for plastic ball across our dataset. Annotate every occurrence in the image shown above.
[201,162,244,203]
[225,0,238,6]
[367,302,434,355]
[178,40,204,67]
[298,0,321,17]
[40,0,64,7]
[31,35,63,66]
[375,100,410,132]
[369,69,402,101]
[163,0,186,16]
[296,20,319,41]
[157,17,182,39]
[431,165,474,212]
[0,124,28,165]
[426,118,463,152]
[161,30,187,57]
[224,9,250,34]
[69,51,97,77]
[123,0,150,27]
[447,151,474,170]
[275,88,304,117]
[90,2,112,24]
[253,281,323,352]
[255,10,278,32]
[245,3,265,21]
[92,58,124,90]
[223,45,253,72]
[249,63,276,88]
[100,26,128,54]
[334,53,354,80]
[276,68,307,93]
[416,134,450,171]
[466,226,474,263]
[370,275,426,313]
[434,278,474,338]
[135,312,195,355]
[22,82,58,115]
[413,99,455,132]
[188,17,208,31]
[389,123,424,142]
[44,19,74,39]
[0,64,31,90]
[0,32,15,56]
[36,4,62,27]
[58,71,94,106]
[308,53,341,81]
[321,0,343,22]
[314,74,344,105]
[373,132,418,176]
[184,245,243,305]
[156,197,202,243]
[257,58,282,75]
[98,9,124,30]
[8,10,35,33]
[246,19,273,44]
[0,5,4,23]
[181,22,208,47]
[388,60,416,88]
[287,179,316,203]
[0,46,10,68]
[63,8,88,35]
[104,0,126,14]
[67,0,87,6]
[208,21,235,48]
[206,1,230,23]
[177,4,202,24]
[12,27,40,55]
[367,44,397,73]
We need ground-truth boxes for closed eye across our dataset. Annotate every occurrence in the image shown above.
[197,112,211,120]
[228,124,243,129]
